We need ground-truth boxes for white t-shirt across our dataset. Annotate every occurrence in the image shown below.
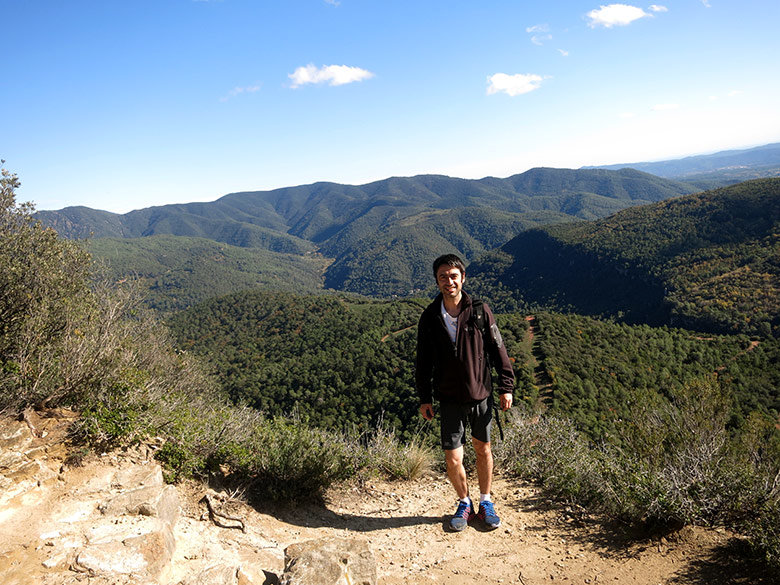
[441,301,458,344]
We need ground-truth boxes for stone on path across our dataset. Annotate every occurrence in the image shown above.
[281,537,376,585]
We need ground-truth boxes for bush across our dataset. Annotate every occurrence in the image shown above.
[497,377,780,567]
[207,417,351,501]
[0,163,92,411]
[495,411,606,508]
[0,164,390,503]
[364,419,435,481]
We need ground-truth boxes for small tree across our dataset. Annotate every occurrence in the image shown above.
[0,162,94,410]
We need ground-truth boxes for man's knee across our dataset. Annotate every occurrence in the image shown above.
[445,447,464,468]
[472,438,492,458]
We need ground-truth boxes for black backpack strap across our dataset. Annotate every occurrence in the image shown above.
[470,298,489,340]
[472,299,505,440]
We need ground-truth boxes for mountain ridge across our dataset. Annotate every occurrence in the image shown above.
[37,167,700,297]
[468,178,780,337]
[585,142,780,186]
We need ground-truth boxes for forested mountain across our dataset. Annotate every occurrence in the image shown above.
[87,235,328,312]
[588,142,780,188]
[468,179,780,338]
[531,312,779,439]
[167,290,779,443]
[37,168,699,298]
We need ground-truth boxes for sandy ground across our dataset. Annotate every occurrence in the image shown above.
[189,471,779,585]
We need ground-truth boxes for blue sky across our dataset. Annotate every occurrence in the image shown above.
[3,0,779,213]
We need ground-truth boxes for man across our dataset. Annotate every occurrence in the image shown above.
[416,253,515,531]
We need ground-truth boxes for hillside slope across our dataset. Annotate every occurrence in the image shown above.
[37,168,699,297]
[469,178,780,337]
[87,235,329,312]
[168,291,780,441]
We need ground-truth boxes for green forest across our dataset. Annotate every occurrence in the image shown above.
[530,312,779,438]
[168,290,779,447]
[470,178,780,338]
[88,235,328,312]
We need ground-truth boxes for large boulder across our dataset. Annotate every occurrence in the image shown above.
[281,537,376,585]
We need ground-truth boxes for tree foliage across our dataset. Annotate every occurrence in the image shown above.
[87,235,328,312]
[470,179,780,337]
[1,164,92,407]
[529,312,779,440]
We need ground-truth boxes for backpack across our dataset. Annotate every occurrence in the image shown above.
[470,298,489,341]
[471,298,506,440]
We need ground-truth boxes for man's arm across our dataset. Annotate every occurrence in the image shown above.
[483,303,515,410]
[415,313,435,410]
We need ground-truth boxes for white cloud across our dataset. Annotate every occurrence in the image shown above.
[487,73,546,97]
[701,0,712,7]
[651,103,680,111]
[526,24,552,45]
[531,34,553,45]
[727,89,743,97]
[220,84,261,102]
[324,0,340,5]
[586,4,650,28]
[649,4,668,12]
[288,64,374,88]
[558,49,570,57]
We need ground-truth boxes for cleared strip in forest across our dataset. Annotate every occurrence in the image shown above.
[526,315,554,409]
[380,325,415,343]
[716,339,761,372]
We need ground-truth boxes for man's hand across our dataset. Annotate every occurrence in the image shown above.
[420,403,434,421]
[500,393,513,411]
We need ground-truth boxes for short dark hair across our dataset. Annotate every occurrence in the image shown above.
[432,254,466,278]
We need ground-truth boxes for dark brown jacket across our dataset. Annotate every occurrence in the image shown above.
[415,292,515,405]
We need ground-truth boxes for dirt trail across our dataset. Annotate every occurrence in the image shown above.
[254,472,775,585]
[381,325,415,343]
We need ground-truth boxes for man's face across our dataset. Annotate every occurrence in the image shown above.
[435,265,465,301]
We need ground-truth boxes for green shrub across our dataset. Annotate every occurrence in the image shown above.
[212,417,353,501]
[495,411,606,508]
[364,420,435,480]
[1,163,91,411]
[497,377,780,568]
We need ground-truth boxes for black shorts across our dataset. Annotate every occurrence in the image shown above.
[439,396,493,450]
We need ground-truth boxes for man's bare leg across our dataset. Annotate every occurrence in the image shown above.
[445,446,469,499]
[472,437,493,497]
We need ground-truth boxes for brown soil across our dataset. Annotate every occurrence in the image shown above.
[259,473,777,585]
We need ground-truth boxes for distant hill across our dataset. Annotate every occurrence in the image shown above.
[468,178,780,337]
[37,168,699,298]
[88,235,329,312]
[586,142,780,188]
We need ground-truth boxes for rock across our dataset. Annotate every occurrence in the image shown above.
[181,563,239,585]
[76,540,149,575]
[237,566,268,585]
[75,515,176,578]
[281,537,376,585]
[99,484,180,525]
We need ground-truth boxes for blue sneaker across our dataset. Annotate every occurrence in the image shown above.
[477,500,501,529]
[449,499,474,531]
